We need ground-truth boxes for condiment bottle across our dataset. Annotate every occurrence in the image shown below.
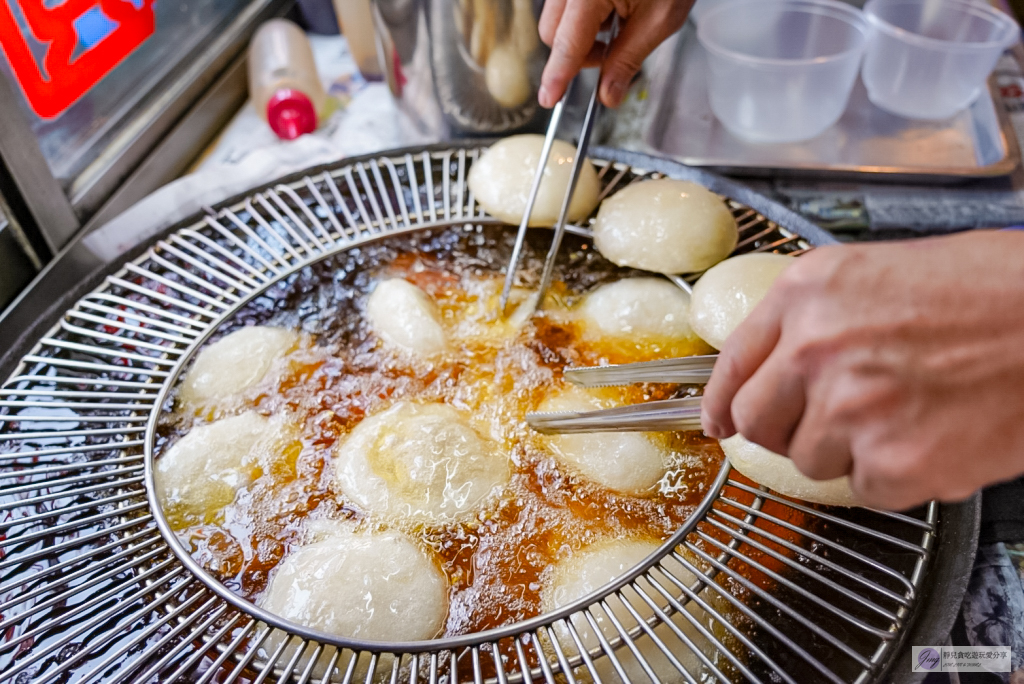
[248,19,328,140]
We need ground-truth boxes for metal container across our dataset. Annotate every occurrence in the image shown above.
[371,0,550,138]
[645,21,1021,183]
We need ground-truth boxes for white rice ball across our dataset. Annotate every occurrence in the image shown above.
[468,134,601,228]
[542,537,711,683]
[155,412,290,521]
[333,401,509,525]
[260,528,448,642]
[485,43,531,108]
[179,326,298,411]
[366,279,447,357]
[578,278,694,342]
[689,252,794,350]
[721,434,859,507]
[538,387,668,495]
[592,179,738,275]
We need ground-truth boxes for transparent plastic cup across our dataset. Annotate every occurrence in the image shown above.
[861,0,1020,120]
[697,0,869,144]
[690,0,736,25]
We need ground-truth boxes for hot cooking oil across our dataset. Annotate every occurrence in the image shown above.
[154,226,803,641]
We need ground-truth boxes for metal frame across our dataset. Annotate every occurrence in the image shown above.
[643,22,1022,185]
[0,208,38,310]
[0,143,973,683]
[68,0,291,220]
[0,0,291,256]
[0,71,80,254]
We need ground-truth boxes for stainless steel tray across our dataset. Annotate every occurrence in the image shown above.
[644,24,1022,184]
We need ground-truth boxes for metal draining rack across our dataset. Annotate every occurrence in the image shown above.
[0,144,941,684]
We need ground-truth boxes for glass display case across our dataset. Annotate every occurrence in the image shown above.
[0,0,291,312]
[3,0,255,187]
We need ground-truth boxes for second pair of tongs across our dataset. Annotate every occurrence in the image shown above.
[526,355,718,434]
[499,17,619,316]
[564,354,718,387]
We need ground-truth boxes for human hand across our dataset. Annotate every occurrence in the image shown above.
[701,231,1024,510]
[538,0,694,109]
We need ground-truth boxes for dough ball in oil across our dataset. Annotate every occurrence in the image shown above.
[689,253,794,350]
[366,278,447,357]
[179,326,298,412]
[542,537,710,683]
[155,412,291,524]
[592,179,738,275]
[333,401,509,525]
[579,277,694,342]
[261,528,448,642]
[538,387,668,495]
[468,134,601,228]
[721,435,859,507]
[448,279,538,344]
[486,43,532,108]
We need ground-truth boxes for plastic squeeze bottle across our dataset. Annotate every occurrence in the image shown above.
[248,19,328,140]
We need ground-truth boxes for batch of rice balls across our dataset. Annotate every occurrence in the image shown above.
[154,135,858,679]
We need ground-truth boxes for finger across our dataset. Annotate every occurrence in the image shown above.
[847,460,924,511]
[580,43,607,70]
[599,0,693,107]
[847,446,930,511]
[538,0,567,47]
[730,345,806,456]
[850,455,974,511]
[701,296,785,439]
[787,418,854,481]
[785,372,855,481]
[845,429,948,511]
[539,0,611,107]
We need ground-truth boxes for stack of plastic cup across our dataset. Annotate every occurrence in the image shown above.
[697,0,870,143]
[696,0,1021,142]
[861,0,1020,120]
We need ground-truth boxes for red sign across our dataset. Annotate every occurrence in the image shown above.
[0,0,156,119]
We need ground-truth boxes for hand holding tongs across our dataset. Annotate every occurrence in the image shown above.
[526,355,718,434]
[499,17,619,316]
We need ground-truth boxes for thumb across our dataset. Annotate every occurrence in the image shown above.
[701,290,785,439]
[539,0,614,107]
[599,1,693,107]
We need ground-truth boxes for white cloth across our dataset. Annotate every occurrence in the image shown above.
[84,35,428,262]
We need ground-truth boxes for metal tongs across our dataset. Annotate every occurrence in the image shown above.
[526,355,718,434]
[504,16,714,435]
[499,17,619,315]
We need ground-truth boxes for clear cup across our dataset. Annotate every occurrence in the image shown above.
[697,0,870,144]
[861,0,1020,120]
[689,0,737,25]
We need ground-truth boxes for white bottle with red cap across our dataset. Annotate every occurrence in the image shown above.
[248,18,328,140]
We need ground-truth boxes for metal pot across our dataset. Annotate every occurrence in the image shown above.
[371,0,551,138]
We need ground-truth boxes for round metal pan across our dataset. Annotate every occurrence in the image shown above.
[0,142,979,684]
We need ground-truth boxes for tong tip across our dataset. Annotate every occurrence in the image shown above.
[498,290,512,317]
[524,411,570,435]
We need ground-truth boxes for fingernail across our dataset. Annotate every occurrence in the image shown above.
[538,85,554,109]
[606,78,627,107]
